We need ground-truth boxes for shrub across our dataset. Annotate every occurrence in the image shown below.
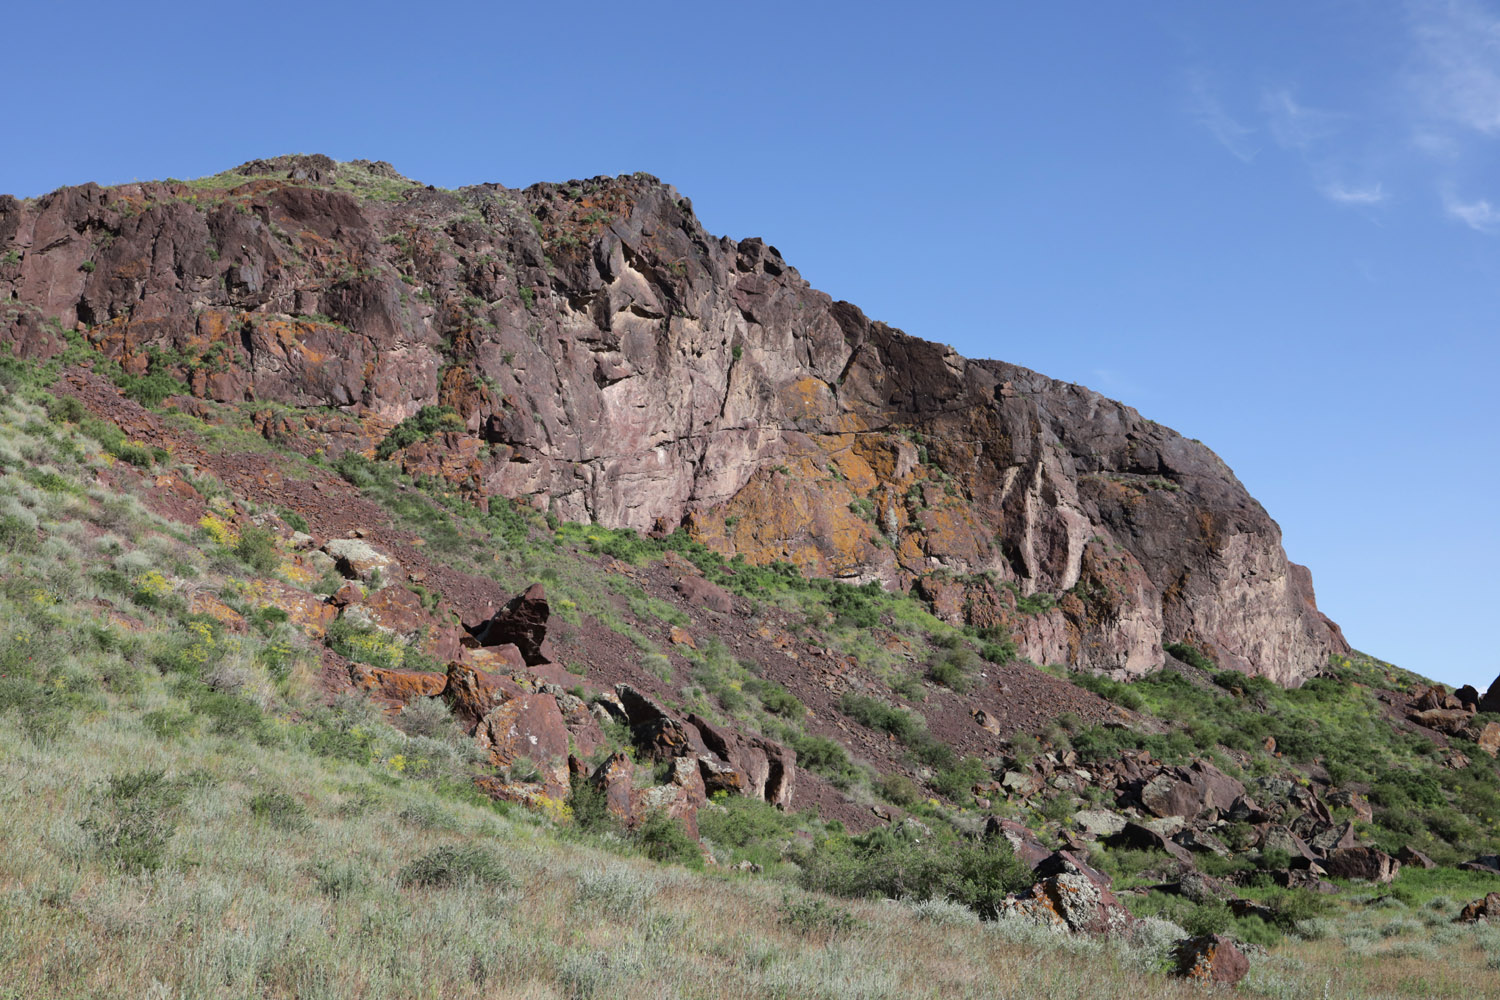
[376,405,465,459]
[789,733,861,787]
[698,794,797,866]
[80,768,186,874]
[399,844,514,888]
[799,825,1032,918]
[876,772,923,807]
[310,858,368,899]
[394,696,459,739]
[778,895,862,935]
[746,677,804,717]
[278,507,310,533]
[926,646,979,692]
[1163,642,1216,672]
[839,692,922,743]
[233,524,280,574]
[0,513,38,552]
[931,755,989,802]
[634,810,703,868]
[568,776,618,833]
[248,789,309,831]
[326,617,407,671]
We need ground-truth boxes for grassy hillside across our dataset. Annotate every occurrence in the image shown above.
[3,358,1500,998]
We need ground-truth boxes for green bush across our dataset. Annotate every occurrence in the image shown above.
[778,895,862,935]
[277,507,310,533]
[1069,672,1145,712]
[799,825,1032,919]
[0,514,36,553]
[635,810,704,868]
[233,524,280,574]
[698,794,799,866]
[789,733,861,787]
[80,768,186,874]
[931,755,988,802]
[249,789,309,831]
[839,692,923,743]
[400,844,515,888]
[926,646,979,692]
[376,405,465,459]
[1163,642,1216,672]
[746,677,804,718]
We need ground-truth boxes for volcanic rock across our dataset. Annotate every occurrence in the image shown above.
[1396,846,1436,870]
[1173,934,1248,985]
[1320,846,1400,883]
[0,162,1350,686]
[1000,852,1133,935]
[470,583,552,665]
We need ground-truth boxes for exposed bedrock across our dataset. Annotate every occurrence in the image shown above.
[0,155,1347,684]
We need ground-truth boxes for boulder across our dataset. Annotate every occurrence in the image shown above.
[347,664,446,707]
[1413,684,1463,712]
[972,708,1003,735]
[1320,846,1400,883]
[1173,934,1249,985]
[1134,760,1245,821]
[1459,854,1500,875]
[1307,819,1360,855]
[341,585,433,639]
[1479,721,1500,758]
[1271,869,1341,893]
[999,851,1133,934]
[1156,869,1228,904]
[323,538,400,587]
[1456,684,1482,711]
[673,575,732,614]
[638,755,708,839]
[470,583,552,664]
[1173,828,1231,858]
[262,581,338,638]
[1105,821,1194,866]
[1325,787,1373,823]
[441,662,520,730]
[1072,809,1127,839]
[1396,846,1436,870]
[474,689,572,796]
[1409,707,1475,737]
[589,751,636,824]
[616,683,699,760]
[1226,794,1273,824]
[689,713,769,798]
[1481,675,1500,714]
[1000,770,1041,798]
[1258,825,1319,865]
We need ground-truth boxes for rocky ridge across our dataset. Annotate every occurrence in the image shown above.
[1,154,1346,685]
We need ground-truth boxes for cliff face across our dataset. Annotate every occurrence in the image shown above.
[0,154,1347,685]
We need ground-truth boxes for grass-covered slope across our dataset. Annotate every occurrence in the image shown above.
[3,358,1500,997]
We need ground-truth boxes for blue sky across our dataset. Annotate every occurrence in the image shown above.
[6,1,1498,688]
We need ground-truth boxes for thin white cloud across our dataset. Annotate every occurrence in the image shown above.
[1321,181,1389,205]
[1186,71,1258,162]
[1443,190,1500,231]
[1410,0,1500,137]
[1261,88,1342,149]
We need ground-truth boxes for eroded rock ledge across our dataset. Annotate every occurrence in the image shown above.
[0,154,1346,684]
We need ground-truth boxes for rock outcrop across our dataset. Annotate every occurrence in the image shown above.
[0,155,1347,684]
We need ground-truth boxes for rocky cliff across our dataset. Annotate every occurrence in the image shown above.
[0,154,1346,685]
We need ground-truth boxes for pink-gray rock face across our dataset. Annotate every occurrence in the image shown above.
[0,155,1348,685]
